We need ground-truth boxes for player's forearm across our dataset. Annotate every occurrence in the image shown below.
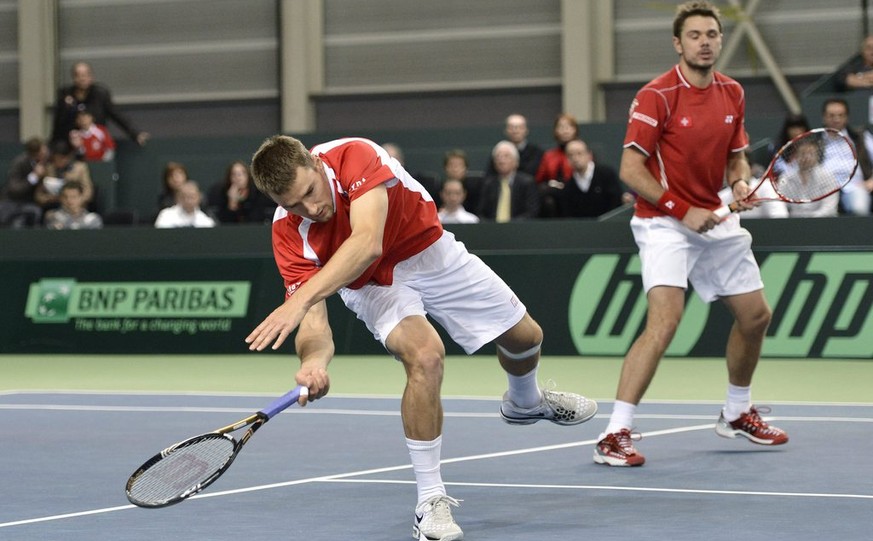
[619,151,664,205]
[292,231,381,311]
[295,301,335,368]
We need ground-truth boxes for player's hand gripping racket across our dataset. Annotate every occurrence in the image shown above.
[715,127,858,219]
[125,385,308,508]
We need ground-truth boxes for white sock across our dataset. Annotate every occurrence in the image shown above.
[506,368,542,408]
[601,400,637,439]
[723,383,751,422]
[407,436,445,507]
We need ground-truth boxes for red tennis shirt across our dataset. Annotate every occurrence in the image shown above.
[271,138,442,297]
[624,65,749,217]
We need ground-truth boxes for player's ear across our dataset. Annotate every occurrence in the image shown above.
[672,36,682,55]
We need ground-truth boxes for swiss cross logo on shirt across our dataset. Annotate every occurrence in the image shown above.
[679,116,692,127]
[725,115,735,124]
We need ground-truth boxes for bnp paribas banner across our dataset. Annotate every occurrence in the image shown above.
[24,279,250,334]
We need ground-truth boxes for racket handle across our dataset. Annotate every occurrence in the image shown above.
[714,202,738,219]
[259,385,309,419]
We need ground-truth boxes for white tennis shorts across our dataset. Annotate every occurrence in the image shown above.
[338,230,527,354]
[630,214,764,303]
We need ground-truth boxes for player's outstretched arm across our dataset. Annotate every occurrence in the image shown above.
[294,299,334,406]
[246,184,389,352]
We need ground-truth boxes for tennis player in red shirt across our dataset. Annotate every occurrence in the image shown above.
[593,1,788,468]
[246,135,597,540]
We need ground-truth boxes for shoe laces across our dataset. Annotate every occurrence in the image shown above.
[738,406,779,433]
[612,429,642,452]
[541,379,588,409]
[421,495,461,520]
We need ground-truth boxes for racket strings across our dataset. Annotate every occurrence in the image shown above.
[127,436,235,505]
[773,131,857,203]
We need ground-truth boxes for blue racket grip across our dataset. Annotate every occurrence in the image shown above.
[259,385,309,420]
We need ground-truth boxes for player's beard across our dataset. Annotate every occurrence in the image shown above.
[683,54,716,76]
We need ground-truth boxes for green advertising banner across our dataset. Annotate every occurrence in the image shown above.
[1,221,871,358]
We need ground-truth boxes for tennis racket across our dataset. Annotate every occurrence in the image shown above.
[125,385,308,508]
[715,127,858,218]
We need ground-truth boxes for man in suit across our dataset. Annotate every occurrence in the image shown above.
[484,114,544,178]
[477,140,540,221]
[557,139,625,218]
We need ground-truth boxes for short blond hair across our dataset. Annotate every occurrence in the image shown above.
[250,135,315,196]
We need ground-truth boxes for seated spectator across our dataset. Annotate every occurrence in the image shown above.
[484,114,544,178]
[821,98,873,215]
[70,109,116,162]
[554,139,625,218]
[768,113,810,176]
[35,140,93,212]
[208,160,275,224]
[836,35,873,92]
[438,178,479,224]
[155,181,216,228]
[51,61,149,146]
[781,138,839,218]
[442,148,483,213]
[0,137,47,227]
[44,180,103,229]
[477,141,539,222]
[158,161,188,210]
[535,113,579,186]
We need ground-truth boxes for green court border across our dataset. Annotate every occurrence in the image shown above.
[1,355,870,403]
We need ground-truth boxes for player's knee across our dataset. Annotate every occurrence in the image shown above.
[402,347,445,383]
[741,304,772,336]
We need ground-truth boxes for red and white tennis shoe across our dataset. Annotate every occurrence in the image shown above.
[715,406,789,445]
[593,429,646,467]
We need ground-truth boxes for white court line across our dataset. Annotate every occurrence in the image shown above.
[1,404,872,424]
[3,421,870,530]
[0,425,705,529]
[2,389,873,407]
[324,478,873,500]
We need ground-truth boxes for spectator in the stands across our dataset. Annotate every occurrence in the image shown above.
[836,35,873,92]
[821,98,873,215]
[35,140,93,212]
[69,109,116,162]
[536,113,579,186]
[155,180,216,228]
[438,178,479,224]
[208,160,275,224]
[44,180,103,229]
[51,61,149,146]
[158,161,189,210]
[0,137,47,227]
[485,114,544,178]
[555,139,625,218]
[768,113,810,176]
[442,148,483,213]
[477,140,540,222]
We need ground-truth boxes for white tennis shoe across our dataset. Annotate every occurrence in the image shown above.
[413,494,463,541]
[500,383,598,426]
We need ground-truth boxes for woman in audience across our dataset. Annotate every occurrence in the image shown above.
[208,160,275,224]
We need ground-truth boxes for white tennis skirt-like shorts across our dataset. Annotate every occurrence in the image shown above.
[630,214,764,303]
[339,230,527,354]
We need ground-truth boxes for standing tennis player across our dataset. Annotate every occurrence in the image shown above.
[593,1,788,467]
[247,135,597,540]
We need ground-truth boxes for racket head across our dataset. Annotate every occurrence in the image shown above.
[760,127,858,203]
[125,432,241,508]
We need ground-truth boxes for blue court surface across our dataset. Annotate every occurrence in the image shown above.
[1,391,870,540]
